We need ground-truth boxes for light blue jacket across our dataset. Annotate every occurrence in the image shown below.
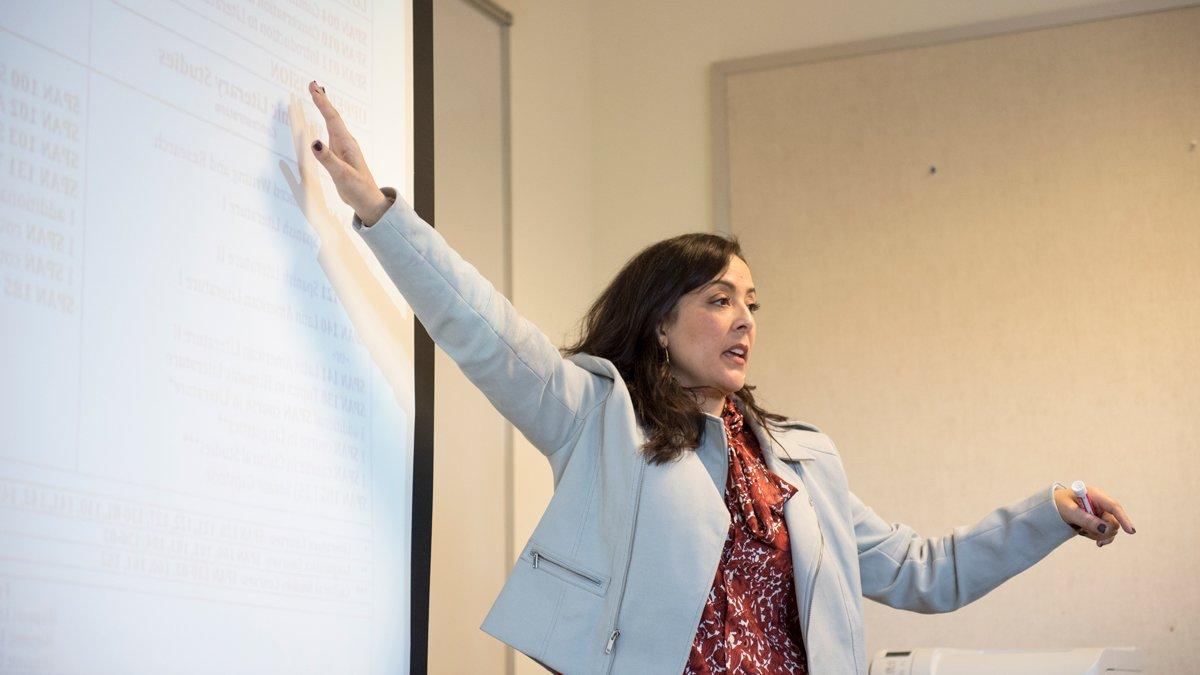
[352,193,1077,674]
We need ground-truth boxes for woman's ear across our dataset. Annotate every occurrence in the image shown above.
[657,307,677,348]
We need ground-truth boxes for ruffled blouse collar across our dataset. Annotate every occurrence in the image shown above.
[721,396,744,435]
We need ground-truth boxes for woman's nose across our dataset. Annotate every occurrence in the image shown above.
[735,303,754,328]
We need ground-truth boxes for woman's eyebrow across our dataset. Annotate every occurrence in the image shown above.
[706,280,756,296]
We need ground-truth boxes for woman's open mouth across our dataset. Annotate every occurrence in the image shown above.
[722,349,746,366]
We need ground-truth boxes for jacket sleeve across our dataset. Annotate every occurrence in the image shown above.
[350,189,611,456]
[853,483,1077,613]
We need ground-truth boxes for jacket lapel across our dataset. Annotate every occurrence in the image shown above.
[736,397,815,490]
[695,415,730,499]
[737,400,826,643]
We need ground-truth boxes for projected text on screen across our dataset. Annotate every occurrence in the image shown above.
[0,1,414,672]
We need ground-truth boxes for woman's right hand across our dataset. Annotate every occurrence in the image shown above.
[305,80,393,226]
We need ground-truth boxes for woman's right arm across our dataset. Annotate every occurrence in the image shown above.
[354,190,610,455]
[302,82,610,456]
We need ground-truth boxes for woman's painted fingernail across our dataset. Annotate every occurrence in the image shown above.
[319,86,326,94]
[312,140,323,152]
[1131,528,1136,534]
[1098,523,1107,534]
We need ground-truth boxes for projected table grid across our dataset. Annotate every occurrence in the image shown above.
[0,0,414,672]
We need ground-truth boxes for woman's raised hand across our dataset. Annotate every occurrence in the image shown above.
[1053,483,1135,548]
[304,80,392,226]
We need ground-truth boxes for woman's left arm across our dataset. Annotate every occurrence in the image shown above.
[853,483,1135,614]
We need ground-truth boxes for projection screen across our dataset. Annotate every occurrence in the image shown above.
[0,1,423,672]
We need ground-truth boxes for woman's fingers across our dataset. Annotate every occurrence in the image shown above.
[1096,515,1120,547]
[309,138,391,223]
[311,138,350,174]
[308,80,349,138]
[1077,512,1121,546]
[308,81,370,173]
[1100,512,1120,541]
[1087,486,1136,534]
[1060,499,1111,539]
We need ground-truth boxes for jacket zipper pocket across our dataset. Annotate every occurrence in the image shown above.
[603,456,648,671]
[528,548,606,591]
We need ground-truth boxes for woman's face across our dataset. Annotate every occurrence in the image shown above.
[657,255,758,402]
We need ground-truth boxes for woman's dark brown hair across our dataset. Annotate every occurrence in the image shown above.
[562,233,790,464]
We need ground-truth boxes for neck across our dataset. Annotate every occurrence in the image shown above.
[690,388,728,418]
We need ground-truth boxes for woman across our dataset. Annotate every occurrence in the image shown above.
[300,82,1135,674]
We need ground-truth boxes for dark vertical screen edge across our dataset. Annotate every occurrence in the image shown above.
[411,0,434,673]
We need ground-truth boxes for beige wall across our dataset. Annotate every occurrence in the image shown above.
[429,1,1189,672]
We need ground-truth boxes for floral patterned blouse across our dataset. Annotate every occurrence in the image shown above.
[683,398,809,674]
